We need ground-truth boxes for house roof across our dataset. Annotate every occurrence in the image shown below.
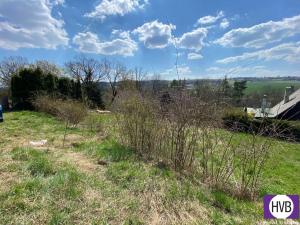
[255,88,300,118]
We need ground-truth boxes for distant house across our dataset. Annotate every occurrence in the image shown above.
[255,87,300,120]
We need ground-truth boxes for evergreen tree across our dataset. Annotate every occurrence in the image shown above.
[220,76,231,97]
[233,80,247,104]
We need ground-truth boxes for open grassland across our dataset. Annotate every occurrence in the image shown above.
[244,80,300,95]
[0,111,299,225]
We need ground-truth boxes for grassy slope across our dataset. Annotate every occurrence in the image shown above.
[0,111,299,225]
[245,80,300,95]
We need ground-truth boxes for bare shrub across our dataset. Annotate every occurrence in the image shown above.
[219,114,290,200]
[235,134,271,199]
[56,99,87,146]
[33,95,59,116]
[157,92,209,171]
[84,113,104,133]
[199,129,238,189]
[114,88,285,200]
[33,95,87,146]
[114,90,159,159]
[114,90,223,172]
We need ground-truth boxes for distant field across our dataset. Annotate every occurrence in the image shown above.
[245,80,300,95]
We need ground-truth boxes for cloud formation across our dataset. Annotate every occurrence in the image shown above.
[187,52,203,60]
[73,31,138,56]
[0,0,68,50]
[85,0,148,21]
[220,18,230,29]
[133,20,176,49]
[214,14,300,48]
[196,11,224,26]
[217,41,300,64]
[176,28,208,52]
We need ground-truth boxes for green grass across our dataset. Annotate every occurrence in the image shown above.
[245,80,300,95]
[0,111,299,224]
[72,139,133,162]
[11,147,55,176]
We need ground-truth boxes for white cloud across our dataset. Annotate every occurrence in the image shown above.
[111,29,132,40]
[73,31,138,56]
[214,14,300,48]
[0,0,68,50]
[196,11,224,25]
[176,28,208,52]
[47,0,64,6]
[187,52,203,60]
[205,65,287,78]
[217,41,300,64]
[220,18,230,29]
[133,20,176,49]
[85,0,148,21]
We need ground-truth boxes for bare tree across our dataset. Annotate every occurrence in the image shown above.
[103,60,127,105]
[0,56,28,87]
[65,55,104,84]
[132,67,147,92]
[33,60,62,76]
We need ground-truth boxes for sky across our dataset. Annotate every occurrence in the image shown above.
[0,0,300,79]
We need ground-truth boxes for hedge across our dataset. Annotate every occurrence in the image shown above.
[11,68,82,109]
[223,110,300,142]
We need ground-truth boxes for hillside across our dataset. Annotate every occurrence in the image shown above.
[0,111,299,224]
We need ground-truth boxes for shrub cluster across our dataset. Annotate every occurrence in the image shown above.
[33,95,87,125]
[33,95,87,146]
[11,67,82,109]
[114,90,279,200]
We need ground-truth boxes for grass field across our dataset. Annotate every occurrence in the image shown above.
[0,111,299,224]
[244,80,300,95]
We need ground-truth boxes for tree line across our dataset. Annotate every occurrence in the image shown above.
[0,56,152,110]
[1,55,257,110]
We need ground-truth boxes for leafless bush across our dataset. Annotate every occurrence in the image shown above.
[114,90,224,172]
[56,99,87,146]
[235,133,271,199]
[33,95,87,146]
[33,95,59,116]
[157,92,216,171]
[220,114,290,200]
[199,128,237,189]
[113,88,286,200]
[113,90,159,158]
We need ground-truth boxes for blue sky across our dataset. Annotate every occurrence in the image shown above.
[0,0,300,79]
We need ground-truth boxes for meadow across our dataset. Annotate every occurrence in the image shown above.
[244,79,300,95]
[0,111,299,225]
